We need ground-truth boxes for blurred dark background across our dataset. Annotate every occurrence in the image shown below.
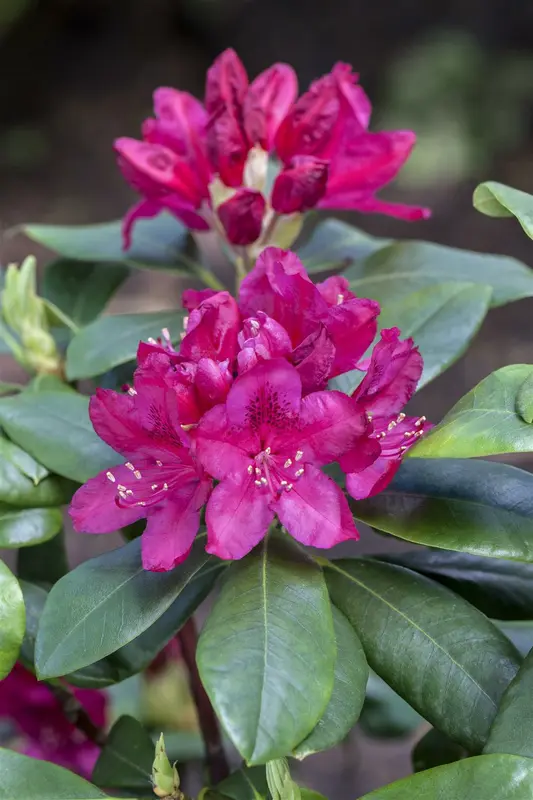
[1,0,533,795]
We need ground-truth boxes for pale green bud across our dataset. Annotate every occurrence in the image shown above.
[152,734,181,799]
[266,759,301,800]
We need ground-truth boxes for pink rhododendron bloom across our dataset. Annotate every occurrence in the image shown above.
[0,663,106,779]
[195,359,372,559]
[116,50,428,252]
[341,328,432,499]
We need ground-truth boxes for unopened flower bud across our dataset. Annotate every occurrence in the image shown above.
[266,759,301,800]
[152,733,181,799]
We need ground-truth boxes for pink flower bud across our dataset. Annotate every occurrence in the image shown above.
[218,188,266,245]
[271,156,329,213]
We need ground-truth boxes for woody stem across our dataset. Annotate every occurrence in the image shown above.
[49,682,107,748]
[178,616,230,785]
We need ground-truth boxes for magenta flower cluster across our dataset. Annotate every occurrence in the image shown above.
[70,248,430,571]
[115,49,429,250]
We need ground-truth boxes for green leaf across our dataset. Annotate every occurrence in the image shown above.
[411,365,533,458]
[0,560,25,678]
[516,371,533,424]
[0,390,117,483]
[353,458,533,563]
[325,558,521,751]
[378,550,533,620]
[197,535,336,764]
[293,605,368,758]
[412,728,467,773]
[0,505,62,548]
[0,441,71,508]
[0,381,23,396]
[346,240,533,308]
[35,535,216,679]
[23,212,189,272]
[216,767,269,800]
[358,754,533,800]
[92,715,154,790]
[360,672,423,739]
[43,260,130,326]
[474,181,533,238]
[499,623,533,658]
[0,435,48,484]
[0,747,111,799]
[485,646,533,758]
[377,282,491,389]
[17,528,69,586]
[65,310,185,381]
[297,219,389,273]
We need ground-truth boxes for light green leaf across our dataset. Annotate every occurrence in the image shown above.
[474,181,533,238]
[0,560,25,678]
[346,240,533,308]
[65,309,185,381]
[43,260,130,326]
[353,458,533,563]
[378,549,533,621]
[35,535,216,679]
[92,715,154,790]
[0,506,62,548]
[359,754,533,800]
[293,605,368,758]
[410,365,533,458]
[485,646,533,758]
[197,535,336,764]
[0,748,111,799]
[0,381,23,396]
[0,438,70,508]
[216,766,269,800]
[23,212,190,272]
[325,558,521,751]
[516,371,533,423]
[378,282,491,389]
[297,219,389,273]
[0,435,48,484]
[0,390,117,483]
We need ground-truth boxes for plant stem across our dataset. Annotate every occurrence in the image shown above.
[49,683,107,748]
[180,253,227,292]
[178,617,229,785]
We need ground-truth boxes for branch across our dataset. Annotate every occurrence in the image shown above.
[178,617,230,785]
[49,683,107,748]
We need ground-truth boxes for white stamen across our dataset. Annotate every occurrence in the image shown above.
[250,319,260,332]
[161,327,171,342]
[156,460,163,467]
[295,450,303,461]
[117,484,127,492]
[147,337,157,345]
[134,470,142,479]
[397,412,406,422]
[247,465,254,474]
[295,468,304,477]
[106,471,115,483]
[126,489,134,496]
[118,490,127,500]
[284,458,292,468]
[255,480,262,487]
[183,316,189,329]
[265,446,271,455]
[337,293,344,304]
[415,416,426,426]
[285,483,293,491]
[366,413,373,422]
[404,431,413,438]
[127,388,137,396]
[261,477,268,485]
[151,483,158,491]
[255,467,262,475]
[163,483,168,491]
[280,480,288,486]
[125,462,135,471]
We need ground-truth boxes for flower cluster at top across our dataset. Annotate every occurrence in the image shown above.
[70,248,430,571]
[115,49,430,257]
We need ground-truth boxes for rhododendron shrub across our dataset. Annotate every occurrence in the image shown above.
[2,53,533,800]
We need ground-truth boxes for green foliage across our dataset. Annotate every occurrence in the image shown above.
[474,182,533,238]
[0,560,25,678]
[0,748,111,799]
[485,646,533,758]
[43,260,130,326]
[412,728,467,773]
[92,716,155,790]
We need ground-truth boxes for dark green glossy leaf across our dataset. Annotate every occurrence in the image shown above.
[0,561,25,678]
[325,558,521,751]
[378,550,533,620]
[377,283,491,389]
[92,715,154,790]
[43,259,130,326]
[499,623,533,658]
[354,459,533,562]
[216,766,269,800]
[297,219,388,273]
[197,536,336,764]
[359,754,533,799]
[0,442,70,508]
[346,240,533,308]
[0,505,62,547]
[485,646,533,758]
[516,371,533,424]
[0,747,110,799]
[474,181,533,238]
[359,672,423,739]
[411,365,533,458]
[0,435,48,484]
[23,212,189,272]
[0,391,117,483]
[65,310,185,381]
[412,728,467,773]
[293,605,368,758]
[35,535,215,679]
[17,529,69,586]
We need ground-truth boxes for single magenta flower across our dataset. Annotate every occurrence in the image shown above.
[115,50,428,256]
[0,663,106,779]
[195,358,371,559]
[341,327,432,499]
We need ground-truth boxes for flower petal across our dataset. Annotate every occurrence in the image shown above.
[89,389,144,457]
[205,475,274,559]
[218,188,265,245]
[182,288,217,312]
[195,357,232,409]
[121,199,162,250]
[180,291,240,363]
[326,297,380,377]
[274,465,358,547]
[69,468,146,533]
[244,63,298,149]
[271,156,329,214]
[316,275,356,306]
[354,328,423,417]
[141,479,211,572]
[195,405,257,481]
[226,358,302,433]
[292,326,335,393]
[346,455,401,500]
